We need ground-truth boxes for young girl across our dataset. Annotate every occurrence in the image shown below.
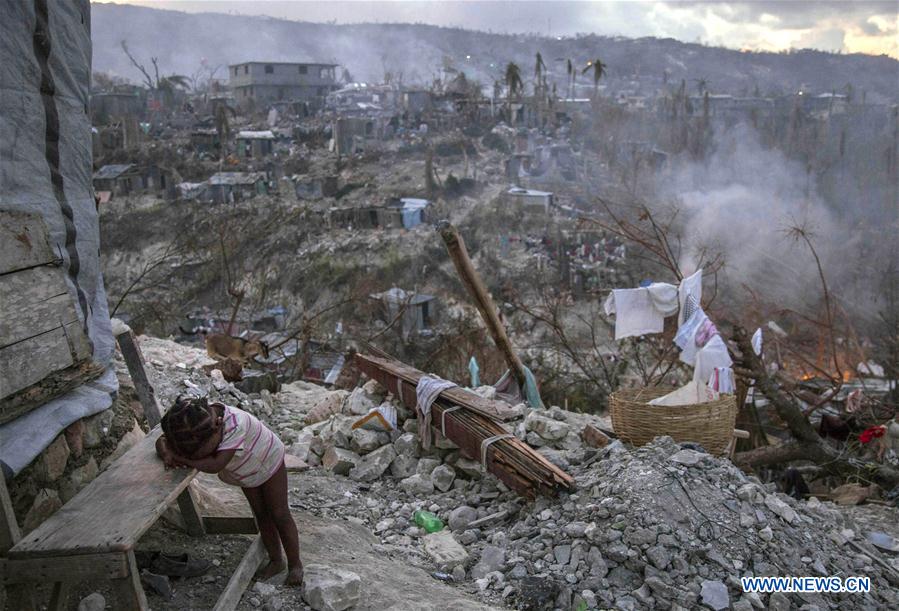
[155,395,303,585]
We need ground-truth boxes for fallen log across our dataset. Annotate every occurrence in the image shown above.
[355,353,574,499]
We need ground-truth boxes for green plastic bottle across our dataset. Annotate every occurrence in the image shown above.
[413,510,444,533]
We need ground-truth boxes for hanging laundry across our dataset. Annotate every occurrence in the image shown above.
[604,288,666,340]
[678,269,703,326]
[708,367,736,394]
[693,335,733,387]
[752,328,763,356]
[647,282,679,316]
[416,375,457,449]
[674,308,709,366]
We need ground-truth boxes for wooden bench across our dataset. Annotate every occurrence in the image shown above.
[0,329,263,610]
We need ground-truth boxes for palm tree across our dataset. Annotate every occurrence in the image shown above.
[504,62,523,122]
[535,52,547,81]
[582,58,607,99]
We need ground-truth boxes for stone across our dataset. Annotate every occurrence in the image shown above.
[431,464,456,492]
[389,454,419,478]
[581,424,611,448]
[646,545,671,569]
[322,447,360,476]
[284,454,309,472]
[587,547,608,577]
[433,431,459,450]
[764,495,798,524]
[768,592,790,611]
[471,545,506,579]
[100,420,145,470]
[346,387,376,416]
[423,531,470,570]
[69,456,99,490]
[35,435,70,482]
[65,419,85,458]
[254,581,278,597]
[452,565,466,581]
[394,433,421,457]
[563,521,589,538]
[400,473,435,495]
[416,457,440,476]
[524,412,570,441]
[23,488,62,531]
[700,580,729,611]
[349,445,396,482]
[733,600,754,611]
[448,505,478,532]
[83,409,114,448]
[669,448,706,466]
[306,393,345,425]
[78,592,106,611]
[350,428,383,454]
[454,457,484,479]
[301,565,362,611]
[235,371,280,394]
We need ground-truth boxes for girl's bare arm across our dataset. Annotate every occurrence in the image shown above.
[177,449,237,474]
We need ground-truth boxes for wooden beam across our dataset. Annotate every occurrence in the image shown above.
[438,222,529,393]
[0,473,21,555]
[212,536,266,611]
[0,211,57,276]
[110,551,148,611]
[115,329,162,427]
[48,581,71,611]
[176,485,206,537]
[2,552,129,583]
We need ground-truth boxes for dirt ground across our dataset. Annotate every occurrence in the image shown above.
[55,470,499,611]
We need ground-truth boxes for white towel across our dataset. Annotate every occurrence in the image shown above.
[605,288,666,340]
[678,269,703,326]
[416,375,457,449]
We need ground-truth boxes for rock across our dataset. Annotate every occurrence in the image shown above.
[524,412,570,441]
[65,419,85,458]
[346,387,376,416]
[400,473,435,495]
[764,494,798,524]
[301,565,362,611]
[669,448,706,466]
[393,433,421,457]
[210,368,229,390]
[554,544,572,565]
[454,457,484,479]
[235,371,280,394]
[254,581,278,597]
[700,580,729,611]
[422,531,470,570]
[433,430,459,450]
[350,428,383,454]
[416,457,440,476]
[389,454,419,478]
[83,409,114,448]
[68,456,99,491]
[322,447,360,476]
[349,445,396,482]
[35,435,70,482]
[77,592,105,611]
[284,454,309,472]
[646,545,671,569]
[471,545,507,580]
[448,505,478,532]
[290,431,314,463]
[517,576,559,610]
[587,547,608,577]
[452,565,466,581]
[306,393,346,425]
[430,464,456,492]
[23,488,62,531]
[563,521,589,538]
[581,424,611,448]
[768,592,790,611]
[100,420,145,470]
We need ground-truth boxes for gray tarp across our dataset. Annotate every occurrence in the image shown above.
[0,1,117,478]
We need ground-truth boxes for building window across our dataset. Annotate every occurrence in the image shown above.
[233,67,238,76]
[265,64,274,74]
[244,65,248,74]
[298,65,308,75]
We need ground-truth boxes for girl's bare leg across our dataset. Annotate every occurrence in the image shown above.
[260,462,303,585]
[241,485,285,580]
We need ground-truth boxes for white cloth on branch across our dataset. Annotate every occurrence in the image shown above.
[752,328,763,356]
[678,269,703,326]
[416,375,457,449]
[603,282,679,340]
[708,367,736,394]
[674,308,710,366]
[693,335,733,387]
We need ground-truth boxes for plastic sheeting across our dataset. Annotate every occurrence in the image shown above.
[0,1,117,478]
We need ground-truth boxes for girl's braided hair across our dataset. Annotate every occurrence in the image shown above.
[161,395,220,457]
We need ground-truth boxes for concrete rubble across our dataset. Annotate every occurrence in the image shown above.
[135,337,899,609]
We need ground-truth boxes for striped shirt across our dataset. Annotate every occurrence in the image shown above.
[217,405,285,488]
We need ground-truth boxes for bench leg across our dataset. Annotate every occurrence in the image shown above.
[111,551,148,611]
[177,485,206,536]
[48,581,70,611]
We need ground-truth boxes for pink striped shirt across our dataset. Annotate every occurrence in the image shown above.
[217,405,285,488]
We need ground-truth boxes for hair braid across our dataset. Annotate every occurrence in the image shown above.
[161,395,218,456]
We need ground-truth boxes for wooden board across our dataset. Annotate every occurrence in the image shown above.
[2,552,128,583]
[9,427,198,558]
[0,360,104,425]
[0,211,57,275]
[0,266,80,347]
[0,326,77,399]
[211,536,266,611]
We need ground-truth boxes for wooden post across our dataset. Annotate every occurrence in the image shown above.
[1,475,36,610]
[212,535,266,611]
[437,222,529,392]
[111,550,148,611]
[115,325,205,536]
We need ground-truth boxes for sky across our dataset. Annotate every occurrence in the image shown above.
[109,1,898,58]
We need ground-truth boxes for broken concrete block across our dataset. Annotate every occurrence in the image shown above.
[323,447,360,476]
[448,505,478,532]
[349,445,396,482]
[306,393,346,425]
[454,457,485,479]
[389,454,419,479]
[393,432,420,457]
[416,457,440,476]
[284,454,310,472]
[524,412,570,441]
[346,387,376,416]
[764,494,798,524]
[700,580,729,611]
[581,424,611,448]
[302,564,361,611]
[400,473,435,495]
[350,428,383,454]
[471,545,506,579]
[422,531,470,571]
[430,464,456,492]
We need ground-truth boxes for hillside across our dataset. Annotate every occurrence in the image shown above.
[91,3,899,103]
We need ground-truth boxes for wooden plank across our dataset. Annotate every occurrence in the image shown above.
[0,211,56,276]
[176,486,206,537]
[202,516,259,535]
[110,551,148,611]
[115,330,162,428]
[211,536,266,611]
[0,360,104,426]
[2,552,128,583]
[48,581,71,611]
[0,267,79,347]
[0,472,21,554]
[9,427,198,558]
[0,326,75,399]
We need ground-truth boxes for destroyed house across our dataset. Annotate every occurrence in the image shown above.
[90,90,143,124]
[92,164,173,199]
[333,116,379,156]
[229,61,338,110]
[236,130,276,158]
[505,187,554,214]
[370,287,437,336]
[325,197,430,230]
[206,172,268,203]
[190,128,221,155]
[402,89,433,113]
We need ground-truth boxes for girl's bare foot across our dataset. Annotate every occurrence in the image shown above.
[255,559,286,581]
[285,563,303,586]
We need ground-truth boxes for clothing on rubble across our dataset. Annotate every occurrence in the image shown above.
[603,282,678,340]
[708,367,736,394]
[416,375,457,449]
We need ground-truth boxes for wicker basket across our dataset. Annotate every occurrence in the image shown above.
[610,387,737,455]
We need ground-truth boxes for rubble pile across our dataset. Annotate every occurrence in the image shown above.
[139,338,899,610]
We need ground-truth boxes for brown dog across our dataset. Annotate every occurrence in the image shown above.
[205,334,270,363]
